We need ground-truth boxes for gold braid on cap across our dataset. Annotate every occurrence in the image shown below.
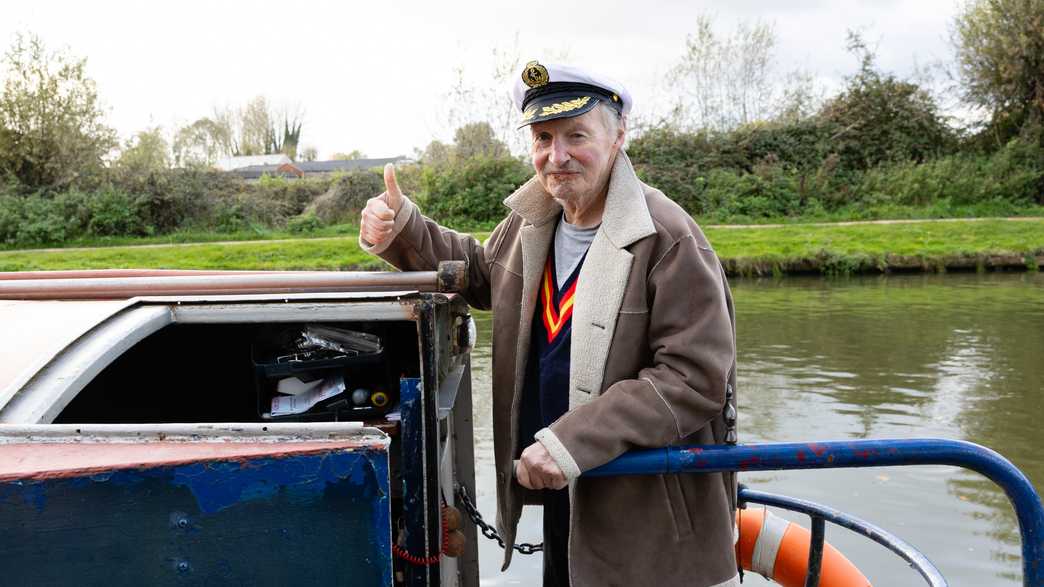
[541,96,591,116]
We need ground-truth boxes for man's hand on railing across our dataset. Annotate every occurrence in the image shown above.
[516,442,568,490]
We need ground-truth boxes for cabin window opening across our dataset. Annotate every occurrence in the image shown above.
[53,321,420,424]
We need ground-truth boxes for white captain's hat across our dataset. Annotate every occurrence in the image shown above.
[511,61,632,128]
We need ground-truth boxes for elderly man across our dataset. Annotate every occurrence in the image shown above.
[361,61,738,587]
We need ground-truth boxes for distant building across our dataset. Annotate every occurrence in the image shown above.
[215,154,292,172]
[233,162,304,180]
[229,156,411,181]
[294,157,409,175]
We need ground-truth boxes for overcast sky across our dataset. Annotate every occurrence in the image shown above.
[2,0,962,159]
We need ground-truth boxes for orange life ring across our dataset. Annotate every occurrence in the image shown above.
[736,507,871,587]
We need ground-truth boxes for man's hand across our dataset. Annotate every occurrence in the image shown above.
[516,442,568,490]
[360,163,405,246]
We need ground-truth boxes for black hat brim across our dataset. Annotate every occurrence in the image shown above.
[517,91,603,129]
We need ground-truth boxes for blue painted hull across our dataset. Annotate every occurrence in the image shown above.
[0,446,392,586]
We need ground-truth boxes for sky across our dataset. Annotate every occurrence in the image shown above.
[1,0,964,160]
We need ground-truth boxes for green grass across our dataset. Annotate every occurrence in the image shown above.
[0,235,389,272]
[4,204,1040,253]
[0,222,365,252]
[1,219,1041,275]
[693,203,1044,226]
[705,219,1044,275]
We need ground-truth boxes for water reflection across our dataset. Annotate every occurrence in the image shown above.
[468,272,1043,585]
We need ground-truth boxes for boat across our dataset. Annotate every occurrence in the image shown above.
[0,266,1040,586]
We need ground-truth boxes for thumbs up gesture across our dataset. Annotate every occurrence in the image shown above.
[361,163,405,246]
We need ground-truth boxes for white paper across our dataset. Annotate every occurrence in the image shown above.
[276,376,324,396]
[270,374,346,416]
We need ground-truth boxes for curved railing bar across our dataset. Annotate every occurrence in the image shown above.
[584,438,1044,587]
[739,487,948,587]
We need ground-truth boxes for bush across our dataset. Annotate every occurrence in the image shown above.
[630,128,722,212]
[856,138,1044,206]
[0,192,22,244]
[819,55,956,170]
[417,157,532,227]
[0,192,77,245]
[287,212,323,233]
[631,121,839,213]
[699,166,804,220]
[255,174,331,218]
[306,169,385,225]
[85,188,148,236]
[109,168,229,233]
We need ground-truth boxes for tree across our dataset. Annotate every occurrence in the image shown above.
[668,15,778,132]
[299,146,319,162]
[819,33,955,169]
[238,96,272,156]
[331,150,366,160]
[440,37,571,156]
[774,70,824,124]
[418,140,454,166]
[172,117,233,167]
[952,0,1044,143]
[416,123,510,165]
[453,122,509,159]
[275,106,303,160]
[116,127,170,173]
[174,99,305,165]
[0,33,117,191]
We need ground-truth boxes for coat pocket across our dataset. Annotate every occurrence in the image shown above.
[660,474,695,540]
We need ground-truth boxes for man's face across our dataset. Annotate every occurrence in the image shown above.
[529,107,624,207]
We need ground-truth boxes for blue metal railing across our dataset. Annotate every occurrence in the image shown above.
[584,438,1044,587]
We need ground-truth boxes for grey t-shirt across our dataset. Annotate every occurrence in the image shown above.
[554,213,598,287]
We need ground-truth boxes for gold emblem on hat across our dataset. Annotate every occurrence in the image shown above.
[522,61,549,88]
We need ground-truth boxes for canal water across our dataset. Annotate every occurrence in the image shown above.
[467,272,1044,586]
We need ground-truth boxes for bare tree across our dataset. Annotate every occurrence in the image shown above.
[238,96,272,156]
[440,36,570,156]
[172,117,232,167]
[667,15,779,132]
[774,69,825,124]
[174,97,305,164]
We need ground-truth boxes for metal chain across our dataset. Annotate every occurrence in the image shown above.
[454,483,543,555]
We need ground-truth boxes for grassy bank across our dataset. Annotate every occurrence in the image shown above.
[707,218,1044,275]
[1,218,1041,276]
[0,223,364,252]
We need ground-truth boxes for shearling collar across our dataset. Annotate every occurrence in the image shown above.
[503,150,656,248]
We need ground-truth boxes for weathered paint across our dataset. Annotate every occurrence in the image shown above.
[0,271,446,300]
[0,445,393,586]
[400,375,441,585]
[586,439,1044,587]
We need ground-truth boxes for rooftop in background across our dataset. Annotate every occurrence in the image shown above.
[214,154,292,171]
[294,157,409,173]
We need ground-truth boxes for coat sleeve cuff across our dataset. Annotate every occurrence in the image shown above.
[534,427,582,481]
[358,195,416,255]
